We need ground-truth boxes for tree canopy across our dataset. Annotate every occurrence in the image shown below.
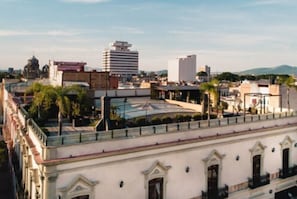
[215,72,240,82]
[26,83,90,123]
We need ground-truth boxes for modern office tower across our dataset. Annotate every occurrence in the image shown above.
[102,41,139,79]
[168,55,196,82]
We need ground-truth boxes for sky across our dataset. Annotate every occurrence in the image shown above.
[1,0,297,72]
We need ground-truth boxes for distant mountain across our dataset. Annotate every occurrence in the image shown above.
[239,65,297,75]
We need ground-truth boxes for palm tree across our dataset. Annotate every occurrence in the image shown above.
[278,76,296,112]
[27,84,73,135]
[200,80,218,121]
[54,86,71,136]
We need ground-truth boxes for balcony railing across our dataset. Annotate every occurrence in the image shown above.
[14,105,297,147]
[279,165,297,179]
[201,184,229,199]
[248,173,270,189]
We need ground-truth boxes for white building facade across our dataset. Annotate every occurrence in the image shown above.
[168,55,196,82]
[102,41,139,78]
[2,81,297,199]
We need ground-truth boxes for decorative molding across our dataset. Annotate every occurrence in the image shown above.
[142,160,171,177]
[249,141,266,156]
[203,149,226,167]
[280,136,294,149]
[203,149,225,190]
[59,175,98,199]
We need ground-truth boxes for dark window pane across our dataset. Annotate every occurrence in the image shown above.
[149,178,163,199]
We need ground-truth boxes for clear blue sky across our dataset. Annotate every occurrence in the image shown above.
[1,0,297,72]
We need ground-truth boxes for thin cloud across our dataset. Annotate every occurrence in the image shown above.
[110,27,144,34]
[0,30,32,36]
[245,0,294,6]
[46,30,79,36]
[61,0,110,3]
[168,30,201,35]
[0,29,80,37]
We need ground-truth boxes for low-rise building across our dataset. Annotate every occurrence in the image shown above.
[2,80,297,199]
[49,60,118,89]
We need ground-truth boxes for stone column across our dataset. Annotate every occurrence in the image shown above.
[43,174,58,199]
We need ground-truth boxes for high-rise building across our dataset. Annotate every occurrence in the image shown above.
[168,55,196,82]
[102,41,139,78]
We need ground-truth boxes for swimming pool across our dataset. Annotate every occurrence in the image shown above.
[109,97,195,119]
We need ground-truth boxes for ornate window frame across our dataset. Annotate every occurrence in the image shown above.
[142,161,171,199]
[249,141,266,176]
[280,136,294,167]
[59,175,98,199]
[202,149,226,189]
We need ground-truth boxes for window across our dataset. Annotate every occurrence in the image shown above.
[143,161,171,199]
[248,142,270,189]
[149,178,163,199]
[207,165,219,198]
[282,148,289,173]
[279,136,295,178]
[202,150,228,199]
[252,155,261,181]
[280,136,294,168]
[249,141,266,176]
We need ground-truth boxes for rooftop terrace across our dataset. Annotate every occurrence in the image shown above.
[24,106,297,147]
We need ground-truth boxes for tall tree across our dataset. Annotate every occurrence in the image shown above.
[27,84,74,135]
[200,80,218,121]
[54,86,71,135]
